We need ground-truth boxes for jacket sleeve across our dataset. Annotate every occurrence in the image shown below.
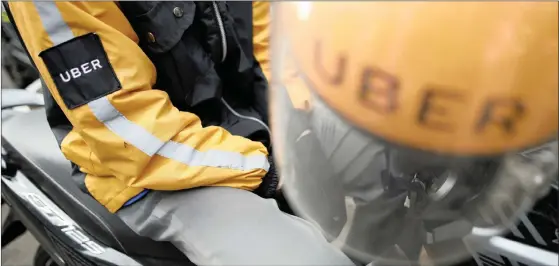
[252,1,270,81]
[8,2,270,192]
[253,2,310,111]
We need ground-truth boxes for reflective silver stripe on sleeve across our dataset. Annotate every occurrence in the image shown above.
[159,141,270,172]
[34,2,75,45]
[88,97,165,157]
[88,97,270,172]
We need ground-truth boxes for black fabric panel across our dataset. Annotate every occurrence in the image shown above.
[194,2,224,64]
[224,2,270,123]
[42,87,72,144]
[39,33,121,109]
[251,59,269,124]
[120,1,196,54]
[226,1,253,59]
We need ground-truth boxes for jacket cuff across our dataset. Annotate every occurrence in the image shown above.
[254,157,279,198]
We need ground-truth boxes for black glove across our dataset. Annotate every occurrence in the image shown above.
[254,155,280,198]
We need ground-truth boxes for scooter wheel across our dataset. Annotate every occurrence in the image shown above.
[33,246,58,266]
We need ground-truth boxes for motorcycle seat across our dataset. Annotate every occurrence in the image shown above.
[2,109,192,264]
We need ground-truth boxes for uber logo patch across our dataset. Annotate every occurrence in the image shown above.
[39,33,121,109]
[59,59,103,83]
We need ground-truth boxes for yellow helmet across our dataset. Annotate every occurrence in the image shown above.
[271,2,558,265]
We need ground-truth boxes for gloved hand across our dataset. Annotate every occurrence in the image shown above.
[261,155,295,215]
[254,155,280,198]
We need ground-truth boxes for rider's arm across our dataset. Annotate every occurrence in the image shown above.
[253,1,311,111]
[248,1,272,124]
[253,1,270,81]
[8,2,273,193]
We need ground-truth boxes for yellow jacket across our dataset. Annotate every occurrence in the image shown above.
[8,1,274,213]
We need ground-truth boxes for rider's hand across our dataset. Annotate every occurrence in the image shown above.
[254,155,280,198]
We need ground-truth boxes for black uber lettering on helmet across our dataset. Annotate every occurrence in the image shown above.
[417,89,525,135]
[312,39,400,114]
[313,40,347,85]
[476,98,525,135]
[417,87,464,132]
[359,67,400,114]
[313,39,526,137]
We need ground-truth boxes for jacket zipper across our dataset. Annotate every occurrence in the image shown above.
[212,2,271,135]
[211,2,227,62]
[221,98,271,134]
